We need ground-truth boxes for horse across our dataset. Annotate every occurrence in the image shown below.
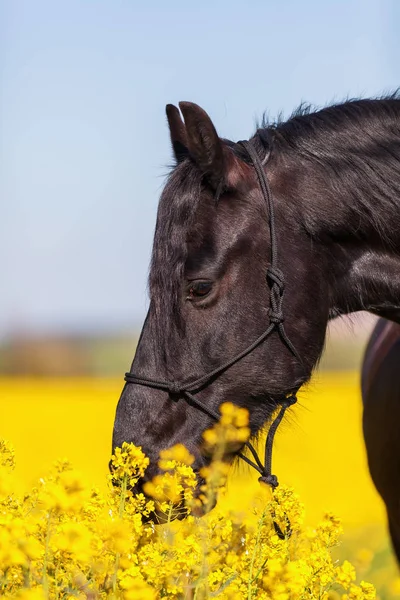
[112,95,400,524]
[362,317,400,561]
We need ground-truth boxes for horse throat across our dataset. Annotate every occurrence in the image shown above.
[329,246,400,323]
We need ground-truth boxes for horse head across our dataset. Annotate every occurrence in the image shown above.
[112,102,330,506]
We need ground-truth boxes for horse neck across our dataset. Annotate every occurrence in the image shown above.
[275,148,400,323]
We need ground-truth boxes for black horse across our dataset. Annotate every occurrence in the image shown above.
[362,318,400,562]
[113,95,400,524]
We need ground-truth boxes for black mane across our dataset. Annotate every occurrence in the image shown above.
[263,91,400,141]
[266,93,400,241]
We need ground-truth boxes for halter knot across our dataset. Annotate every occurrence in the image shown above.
[258,474,279,488]
[269,309,284,325]
[169,383,184,396]
[267,267,285,291]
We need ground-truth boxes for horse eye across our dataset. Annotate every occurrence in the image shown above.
[187,281,213,300]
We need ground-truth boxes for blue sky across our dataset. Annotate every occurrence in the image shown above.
[1,0,399,339]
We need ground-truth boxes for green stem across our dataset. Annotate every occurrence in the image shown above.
[194,437,228,599]
[193,516,209,600]
[250,556,269,584]
[167,502,174,525]
[54,566,59,599]
[247,507,268,600]
[112,475,128,593]
[0,568,9,592]
[42,510,52,597]
[118,475,127,518]
[23,564,30,588]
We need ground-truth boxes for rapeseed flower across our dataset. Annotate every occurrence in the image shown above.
[0,405,377,599]
[110,442,149,483]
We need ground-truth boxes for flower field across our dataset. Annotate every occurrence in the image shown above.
[0,373,399,598]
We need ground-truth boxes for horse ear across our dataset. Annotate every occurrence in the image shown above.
[178,101,225,190]
[166,104,189,164]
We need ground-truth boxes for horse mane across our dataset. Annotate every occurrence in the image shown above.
[263,92,400,242]
[269,92,400,160]
[263,90,400,130]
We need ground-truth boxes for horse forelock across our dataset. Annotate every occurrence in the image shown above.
[148,161,203,362]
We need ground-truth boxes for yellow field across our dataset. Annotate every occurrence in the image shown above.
[1,372,399,597]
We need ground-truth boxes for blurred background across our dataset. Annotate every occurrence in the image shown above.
[1,0,399,596]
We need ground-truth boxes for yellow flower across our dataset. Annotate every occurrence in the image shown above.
[220,402,249,427]
[40,469,88,513]
[16,587,47,600]
[158,443,194,468]
[336,559,356,589]
[200,460,230,482]
[0,428,377,600]
[52,522,93,564]
[323,592,341,600]
[110,442,149,482]
[102,518,133,554]
[203,402,250,455]
[202,428,219,446]
[119,574,157,600]
[0,470,15,501]
[0,438,16,471]
[0,530,26,568]
[343,581,377,599]
[316,511,343,547]
[360,581,376,599]
[143,472,182,504]
[19,536,43,561]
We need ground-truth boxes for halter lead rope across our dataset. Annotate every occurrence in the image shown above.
[124,137,302,491]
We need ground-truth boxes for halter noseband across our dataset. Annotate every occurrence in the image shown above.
[124,138,302,490]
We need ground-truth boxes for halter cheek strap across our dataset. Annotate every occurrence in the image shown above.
[124,137,303,495]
